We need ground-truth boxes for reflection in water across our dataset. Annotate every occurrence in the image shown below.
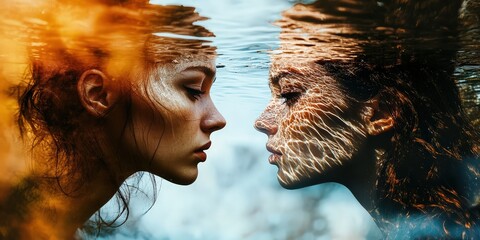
[275,0,462,64]
[256,0,480,238]
[0,1,217,239]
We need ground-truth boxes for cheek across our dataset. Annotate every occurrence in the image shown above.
[279,91,340,140]
[148,79,184,108]
[161,99,207,140]
[279,90,366,160]
[149,81,200,121]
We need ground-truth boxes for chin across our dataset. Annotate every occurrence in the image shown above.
[277,169,327,189]
[277,172,314,190]
[166,169,199,185]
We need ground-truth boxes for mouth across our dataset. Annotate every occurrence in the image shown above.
[266,144,282,164]
[266,144,281,155]
[197,141,211,151]
[194,141,211,162]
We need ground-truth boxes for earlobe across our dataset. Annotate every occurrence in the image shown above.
[363,98,395,136]
[77,69,119,117]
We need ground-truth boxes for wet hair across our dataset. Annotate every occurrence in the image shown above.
[304,0,480,237]
[276,0,479,237]
[319,59,480,238]
[14,43,153,232]
[6,1,216,235]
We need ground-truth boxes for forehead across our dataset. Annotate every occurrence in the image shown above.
[172,57,216,75]
[268,60,353,100]
[270,64,303,84]
[151,56,216,77]
[269,60,331,85]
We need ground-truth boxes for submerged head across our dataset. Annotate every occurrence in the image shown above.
[0,0,227,236]
[73,57,226,186]
[254,61,393,189]
[255,0,480,236]
[113,58,226,184]
[16,1,226,187]
[255,58,480,236]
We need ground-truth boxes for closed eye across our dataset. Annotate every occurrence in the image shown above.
[280,92,301,106]
[185,87,205,101]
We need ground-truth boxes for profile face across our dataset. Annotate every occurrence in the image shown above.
[123,57,226,185]
[254,61,369,188]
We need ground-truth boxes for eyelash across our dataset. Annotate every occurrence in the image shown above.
[185,87,205,100]
[280,92,301,106]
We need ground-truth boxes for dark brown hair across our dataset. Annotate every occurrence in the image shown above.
[321,59,480,238]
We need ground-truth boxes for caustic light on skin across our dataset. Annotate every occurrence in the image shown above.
[255,63,368,188]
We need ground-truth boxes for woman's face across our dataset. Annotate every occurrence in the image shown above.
[122,58,226,185]
[254,62,369,188]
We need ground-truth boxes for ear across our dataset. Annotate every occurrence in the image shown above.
[363,98,394,136]
[77,69,119,117]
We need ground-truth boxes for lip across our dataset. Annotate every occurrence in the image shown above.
[194,141,211,162]
[194,151,207,162]
[266,144,282,164]
[266,144,282,155]
[268,154,281,165]
[196,141,211,151]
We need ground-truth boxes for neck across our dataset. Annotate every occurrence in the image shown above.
[335,147,384,232]
[342,151,381,212]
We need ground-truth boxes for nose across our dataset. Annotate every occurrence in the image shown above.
[201,102,226,133]
[254,104,278,135]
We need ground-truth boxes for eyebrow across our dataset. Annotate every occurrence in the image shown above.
[183,66,216,79]
[270,68,304,84]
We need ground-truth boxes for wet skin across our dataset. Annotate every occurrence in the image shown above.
[254,61,372,189]
[117,59,227,185]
